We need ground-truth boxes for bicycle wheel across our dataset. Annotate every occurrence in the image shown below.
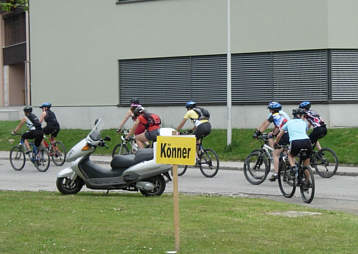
[178,165,188,176]
[112,143,130,157]
[199,148,219,178]
[51,141,66,166]
[34,148,50,172]
[243,149,270,185]
[278,160,296,198]
[312,148,339,178]
[10,145,26,171]
[300,166,315,203]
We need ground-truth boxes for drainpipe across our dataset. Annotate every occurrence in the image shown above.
[25,10,30,105]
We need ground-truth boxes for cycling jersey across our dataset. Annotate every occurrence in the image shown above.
[282,119,309,142]
[304,110,325,128]
[44,109,60,128]
[25,113,42,131]
[267,111,290,130]
[184,109,209,127]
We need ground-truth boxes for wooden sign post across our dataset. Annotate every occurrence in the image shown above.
[156,134,196,253]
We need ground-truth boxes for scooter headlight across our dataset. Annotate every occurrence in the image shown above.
[81,143,91,151]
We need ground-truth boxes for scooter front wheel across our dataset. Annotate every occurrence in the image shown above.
[140,175,166,197]
[56,177,84,195]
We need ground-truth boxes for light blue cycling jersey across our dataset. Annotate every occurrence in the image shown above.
[282,119,309,142]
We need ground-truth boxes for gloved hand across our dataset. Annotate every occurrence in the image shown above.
[253,129,261,139]
[11,130,16,135]
[116,128,122,133]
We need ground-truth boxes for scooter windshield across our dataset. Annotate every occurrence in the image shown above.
[88,118,103,141]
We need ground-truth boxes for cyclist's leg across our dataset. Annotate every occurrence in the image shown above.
[22,131,34,152]
[143,129,160,147]
[309,126,326,151]
[34,130,44,150]
[135,132,147,149]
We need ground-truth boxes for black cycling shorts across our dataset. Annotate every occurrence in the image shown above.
[22,129,43,147]
[289,139,312,157]
[43,126,60,137]
[194,122,211,139]
[309,125,327,145]
[277,132,289,147]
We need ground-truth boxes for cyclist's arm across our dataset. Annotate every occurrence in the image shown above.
[13,118,26,133]
[257,120,270,133]
[274,129,285,145]
[126,118,140,139]
[39,111,46,124]
[118,109,132,130]
[176,118,187,132]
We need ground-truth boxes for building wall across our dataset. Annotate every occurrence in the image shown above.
[8,63,25,105]
[0,15,4,106]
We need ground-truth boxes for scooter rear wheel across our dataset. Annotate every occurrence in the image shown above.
[140,175,166,197]
[56,177,84,194]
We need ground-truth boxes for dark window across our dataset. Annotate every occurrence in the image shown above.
[4,12,26,46]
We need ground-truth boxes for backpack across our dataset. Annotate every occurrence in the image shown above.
[193,107,210,120]
[143,113,161,129]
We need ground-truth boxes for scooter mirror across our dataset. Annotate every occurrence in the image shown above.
[104,136,111,141]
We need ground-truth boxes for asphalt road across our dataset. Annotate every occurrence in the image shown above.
[1,159,358,215]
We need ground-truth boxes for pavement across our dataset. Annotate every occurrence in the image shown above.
[2,150,356,177]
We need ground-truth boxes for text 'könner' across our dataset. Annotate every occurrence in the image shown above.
[160,143,192,159]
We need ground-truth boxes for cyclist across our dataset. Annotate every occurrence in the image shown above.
[299,101,327,151]
[12,106,43,154]
[117,97,146,137]
[176,101,211,140]
[274,108,312,176]
[126,106,161,149]
[39,102,60,144]
[253,102,290,181]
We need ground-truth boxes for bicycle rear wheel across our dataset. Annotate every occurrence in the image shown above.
[178,165,188,176]
[10,145,26,171]
[312,148,338,178]
[199,148,219,178]
[243,149,270,185]
[112,143,130,157]
[300,166,315,203]
[34,148,50,172]
[278,160,296,198]
[51,141,66,166]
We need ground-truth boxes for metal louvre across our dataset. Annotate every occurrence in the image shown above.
[232,53,273,103]
[191,55,227,103]
[273,50,329,102]
[331,50,358,101]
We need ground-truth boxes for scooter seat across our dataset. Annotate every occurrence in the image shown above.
[111,154,136,169]
[134,148,154,163]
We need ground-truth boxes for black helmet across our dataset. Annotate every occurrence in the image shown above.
[185,101,196,109]
[130,97,140,105]
[133,106,144,117]
[23,106,32,113]
[292,108,306,118]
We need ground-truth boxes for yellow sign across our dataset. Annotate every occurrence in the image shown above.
[156,136,196,165]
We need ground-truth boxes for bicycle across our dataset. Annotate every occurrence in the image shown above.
[112,129,138,157]
[310,146,338,178]
[177,133,219,178]
[10,134,50,172]
[243,133,273,185]
[42,135,66,166]
[277,145,315,204]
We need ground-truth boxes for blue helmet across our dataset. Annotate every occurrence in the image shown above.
[185,101,196,109]
[40,102,51,108]
[267,101,281,111]
[299,101,311,110]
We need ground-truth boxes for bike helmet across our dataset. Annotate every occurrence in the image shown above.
[299,101,311,110]
[23,106,32,113]
[292,108,306,118]
[130,97,140,105]
[40,102,52,108]
[267,101,282,111]
[133,106,144,117]
[185,101,196,109]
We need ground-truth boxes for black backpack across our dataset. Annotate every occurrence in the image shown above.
[193,107,210,120]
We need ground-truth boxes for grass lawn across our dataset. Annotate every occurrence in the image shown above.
[0,191,357,254]
[1,121,358,164]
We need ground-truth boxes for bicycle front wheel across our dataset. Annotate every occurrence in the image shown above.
[10,145,26,171]
[35,148,50,172]
[278,160,296,198]
[312,148,338,178]
[178,165,188,176]
[243,149,270,185]
[300,166,315,203]
[112,143,130,157]
[51,141,66,166]
[199,148,219,178]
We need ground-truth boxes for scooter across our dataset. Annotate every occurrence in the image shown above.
[56,119,173,196]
